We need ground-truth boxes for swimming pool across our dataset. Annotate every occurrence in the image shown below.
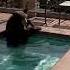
[0,33,70,70]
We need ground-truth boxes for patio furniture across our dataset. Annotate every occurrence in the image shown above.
[59,1,70,26]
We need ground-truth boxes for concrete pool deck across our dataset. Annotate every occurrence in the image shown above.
[0,13,11,33]
[52,50,70,70]
[39,26,70,36]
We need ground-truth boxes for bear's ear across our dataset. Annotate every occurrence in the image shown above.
[12,12,16,15]
[12,13,20,17]
[23,9,28,13]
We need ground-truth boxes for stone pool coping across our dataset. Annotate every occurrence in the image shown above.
[52,50,70,70]
[39,26,70,36]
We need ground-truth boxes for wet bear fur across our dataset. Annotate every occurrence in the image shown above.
[6,13,29,46]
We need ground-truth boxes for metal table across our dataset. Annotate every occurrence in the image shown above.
[59,1,70,25]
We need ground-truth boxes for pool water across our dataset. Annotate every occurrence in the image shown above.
[0,34,70,70]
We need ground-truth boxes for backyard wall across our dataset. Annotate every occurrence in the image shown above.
[17,0,35,10]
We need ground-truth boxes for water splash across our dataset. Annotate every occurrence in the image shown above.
[34,55,59,70]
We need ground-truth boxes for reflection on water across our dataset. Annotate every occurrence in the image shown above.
[0,34,70,70]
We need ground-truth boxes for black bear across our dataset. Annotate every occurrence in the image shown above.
[6,12,28,47]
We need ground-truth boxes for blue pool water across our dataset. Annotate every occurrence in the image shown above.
[0,34,70,70]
